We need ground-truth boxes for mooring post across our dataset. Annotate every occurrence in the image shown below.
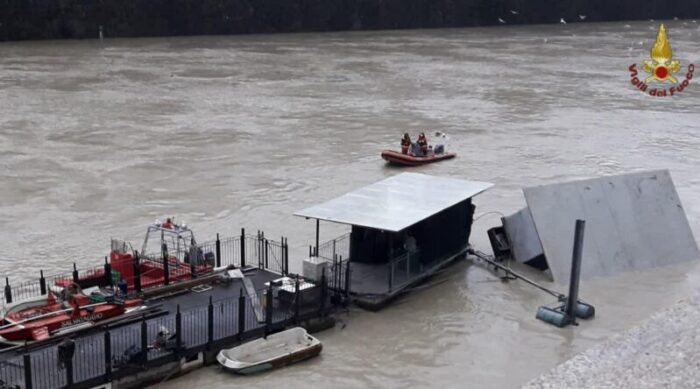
[23,353,32,389]
[72,263,79,283]
[104,256,112,287]
[104,328,112,381]
[176,305,182,349]
[566,219,586,326]
[39,270,46,295]
[134,251,142,292]
[215,233,222,268]
[237,289,245,340]
[162,243,170,286]
[208,296,214,348]
[240,228,246,268]
[4,277,12,304]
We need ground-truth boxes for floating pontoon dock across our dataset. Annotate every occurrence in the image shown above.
[295,172,493,310]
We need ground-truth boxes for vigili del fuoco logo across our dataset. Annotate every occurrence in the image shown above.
[629,24,695,96]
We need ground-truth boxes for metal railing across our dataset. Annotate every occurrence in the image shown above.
[312,234,351,298]
[315,233,350,262]
[0,280,329,389]
[1,229,290,312]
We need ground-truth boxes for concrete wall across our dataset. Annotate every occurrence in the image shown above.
[0,0,699,41]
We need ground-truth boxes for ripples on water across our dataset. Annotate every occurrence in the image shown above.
[0,20,699,389]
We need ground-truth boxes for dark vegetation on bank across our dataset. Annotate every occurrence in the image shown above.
[0,0,699,41]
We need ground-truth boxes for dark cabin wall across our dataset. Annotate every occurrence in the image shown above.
[349,198,475,265]
[1,0,699,41]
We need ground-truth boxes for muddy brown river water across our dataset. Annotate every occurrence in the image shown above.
[1,20,699,389]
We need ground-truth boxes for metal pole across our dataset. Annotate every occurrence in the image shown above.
[104,256,112,287]
[283,238,289,275]
[468,249,564,300]
[240,228,246,268]
[344,258,351,297]
[104,328,112,381]
[208,296,214,348]
[315,219,320,257]
[23,353,32,389]
[294,276,300,324]
[4,277,12,304]
[72,263,79,283]
[176,305,182,349]
[162,243,170,286]
[238,289,245,341]
[140,316,148,363]
[265,286,273,335]
[215,233,222,268]
[566,220,586,325]
[264,239,269,270]
[319,268,327,315]
[39,270,46,295]
[134,251,142,292]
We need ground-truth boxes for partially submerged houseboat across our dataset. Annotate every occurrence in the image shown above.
[295,172,493,310]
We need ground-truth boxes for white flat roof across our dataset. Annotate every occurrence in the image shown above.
[294,173,493,232]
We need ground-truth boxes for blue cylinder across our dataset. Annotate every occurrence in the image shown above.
[536,306,570,327]
[575,302,595,319]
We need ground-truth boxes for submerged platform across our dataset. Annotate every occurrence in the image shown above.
[504,170,699,282]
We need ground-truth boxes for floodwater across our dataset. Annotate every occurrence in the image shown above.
[1,20,700,389]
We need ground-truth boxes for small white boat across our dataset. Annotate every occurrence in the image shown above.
[216,327,322,375]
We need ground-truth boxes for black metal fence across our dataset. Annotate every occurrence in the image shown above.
[315,233,350,263]
[312,234,351,300]
[0,278,328,389]
[1,229,289,312]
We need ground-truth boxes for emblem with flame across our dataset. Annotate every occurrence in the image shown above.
[642,24,681,83]
[629,24,694,96]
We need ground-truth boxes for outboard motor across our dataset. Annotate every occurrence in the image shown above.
[487,226,511,262]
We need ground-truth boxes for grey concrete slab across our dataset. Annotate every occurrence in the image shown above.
[523,170,699,282]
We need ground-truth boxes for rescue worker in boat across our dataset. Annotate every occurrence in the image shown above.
[417,132,428,156]
[162,217,173,229]
[401,133,412,155]
[162,217,176,229]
